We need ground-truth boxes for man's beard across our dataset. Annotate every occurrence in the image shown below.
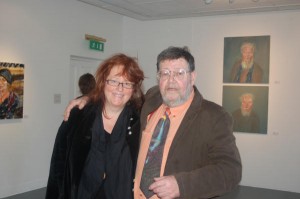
[241,109,251,116]
[241,60,253,69]
[162,84,193,107]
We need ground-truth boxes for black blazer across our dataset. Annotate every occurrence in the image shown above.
[46,103,141,199]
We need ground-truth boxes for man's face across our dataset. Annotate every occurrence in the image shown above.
[158,58,196,107]
[241,95,253,114]
[241,45,254,64]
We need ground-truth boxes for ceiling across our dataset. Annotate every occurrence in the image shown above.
[78,0,300,21]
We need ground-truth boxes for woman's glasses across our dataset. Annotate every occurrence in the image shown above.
[106,79,134,89]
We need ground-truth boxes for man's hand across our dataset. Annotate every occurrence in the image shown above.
[149,175,180,199]
[63,96,89,121]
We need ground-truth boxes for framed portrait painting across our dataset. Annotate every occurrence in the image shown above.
[0,62,24,120]
[223,35,270,84]
[222,85,268,134]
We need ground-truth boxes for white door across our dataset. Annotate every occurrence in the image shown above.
[69,55,102,100]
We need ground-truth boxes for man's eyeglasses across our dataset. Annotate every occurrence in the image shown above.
[157,69,191,81]
[106,79,135,89]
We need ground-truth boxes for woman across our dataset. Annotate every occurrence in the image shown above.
[46,54,144,199]
[0,68,19,119]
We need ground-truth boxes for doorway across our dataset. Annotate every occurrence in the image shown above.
[69,55,102,100]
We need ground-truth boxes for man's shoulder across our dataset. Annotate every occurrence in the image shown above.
[201,99,225,112]
[193,87,222,111]
[140,86,162,118]
[197,97,230,118]
[144,86,161,102]
[145,85,160,96]
[189,87,226,115]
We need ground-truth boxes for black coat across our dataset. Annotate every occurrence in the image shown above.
[46,103,141,199]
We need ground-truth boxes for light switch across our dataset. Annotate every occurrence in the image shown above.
[54,94,61,104]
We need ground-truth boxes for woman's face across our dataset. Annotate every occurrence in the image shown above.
[0,76,8,93]
[104,65,134,109]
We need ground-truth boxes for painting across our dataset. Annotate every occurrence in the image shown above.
[223,35,270,84]
[0,62,24,120]
[222,85,268,134]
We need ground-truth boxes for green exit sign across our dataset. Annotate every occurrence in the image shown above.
[89,40,104,51]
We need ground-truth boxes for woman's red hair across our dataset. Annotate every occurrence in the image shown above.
[89,53,145,110]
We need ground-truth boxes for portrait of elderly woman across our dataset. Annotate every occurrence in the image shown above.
[0,64,24,120]
[223,36,270,84]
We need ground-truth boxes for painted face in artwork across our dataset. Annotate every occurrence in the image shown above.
[241,45,254,64]
[0,76,8,94]
[241,94,253,115]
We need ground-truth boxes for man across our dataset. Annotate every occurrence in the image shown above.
[64,47,242,198]
[78,73,96,96]
[230,42,263,83]
[232,93,260,133]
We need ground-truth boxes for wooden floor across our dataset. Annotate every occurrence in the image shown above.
[2,185,300,199]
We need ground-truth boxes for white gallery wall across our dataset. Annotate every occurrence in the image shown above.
[0,0,299,197]
[0,0,125,197]
[123,11,300,193]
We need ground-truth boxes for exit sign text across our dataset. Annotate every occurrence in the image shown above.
[89,40,104,51]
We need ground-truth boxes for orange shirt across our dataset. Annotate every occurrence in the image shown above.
[134,91,194,199]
